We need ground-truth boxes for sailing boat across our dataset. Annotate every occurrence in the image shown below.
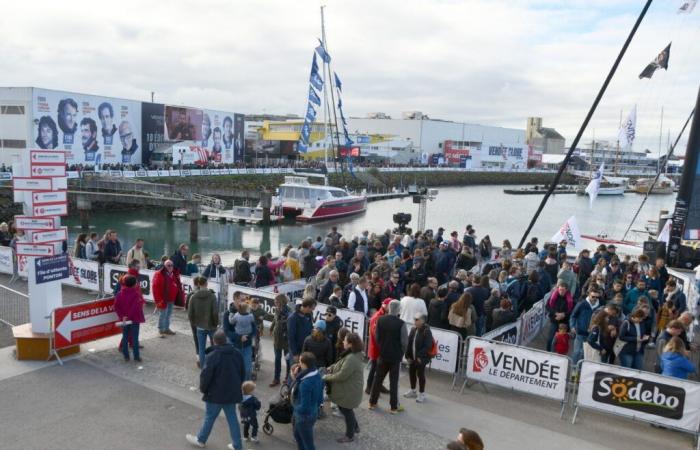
[576,140,626,196]
[630,107,675,195]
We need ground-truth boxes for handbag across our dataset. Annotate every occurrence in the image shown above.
[613,338,625,356]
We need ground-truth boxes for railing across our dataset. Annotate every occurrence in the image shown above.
[0,283,29,327]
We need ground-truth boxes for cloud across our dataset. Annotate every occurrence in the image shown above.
[1,0,698,153]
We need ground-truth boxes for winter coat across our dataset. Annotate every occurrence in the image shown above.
[233,258,252,283]
[325,351,364,409]
[367,309,385,360]
[170,250,187,275]
[254,264,274,287]
[661,352,696,379]
[618,320,648,356]
[302,335,334,367]
[406,325,434,363]
[239,395,262,421]
[623,288,647,316]
[187,288,219,330]
[428,298,448,329]
[229,312,257,348]
[202,263,226,280]
[292,367,324,419]
[491,308,517,329]
[200,344,245,404]
[399,296,428,324]
[483,294,500,331]
[375,314,408,363]
[287,310,313,356]
[152,269,181,309]
[114,287,146,324]
[270,304,290,351]
[569,300,602,337]
[547,290,574,325]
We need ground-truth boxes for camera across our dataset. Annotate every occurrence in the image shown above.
[393,212,412,235]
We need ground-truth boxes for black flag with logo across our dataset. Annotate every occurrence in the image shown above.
[639,42,671,79]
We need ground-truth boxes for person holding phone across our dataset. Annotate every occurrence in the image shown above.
[618,308,650,369]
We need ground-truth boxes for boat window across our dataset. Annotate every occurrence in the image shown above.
[278,187,287,198]
[330,190,346,198]
[302,188,309,200]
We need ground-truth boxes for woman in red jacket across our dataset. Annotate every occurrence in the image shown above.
[152,260,182,337]
[365,298,392,394]
[114,276,146,362]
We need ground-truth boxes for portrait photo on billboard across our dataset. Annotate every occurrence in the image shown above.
[141,102,165,165]
[164,106,202,142]
[33,88,142,166]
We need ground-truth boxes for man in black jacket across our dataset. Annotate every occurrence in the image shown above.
[187,330,245,450]
[171,243,189,275]
[317,270,339,304]
[233,251,252,286]
[369,300,408,413]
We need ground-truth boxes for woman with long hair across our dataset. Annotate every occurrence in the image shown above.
[324,332,364,443]
[73,233,88,259]
[661,336,696,379]
[584,309,608,362]
[448,292,477,339]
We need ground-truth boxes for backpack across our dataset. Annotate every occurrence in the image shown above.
[448,306,472,329]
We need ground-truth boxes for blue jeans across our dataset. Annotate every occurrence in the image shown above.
[197,328,214,368]
[240,345,253,381]
[572,334,586,366]
[546,322,558,352]
[274,347,289,382]
[476,315,486,337]
[121,323,140,360]
[619,351,644,370]
[158,302,173,331]
[197,402,242,450]
[293,414,317,450]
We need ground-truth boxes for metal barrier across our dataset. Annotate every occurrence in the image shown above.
[0,283,29,327]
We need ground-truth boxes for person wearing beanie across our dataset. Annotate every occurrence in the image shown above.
[302,319,334,369]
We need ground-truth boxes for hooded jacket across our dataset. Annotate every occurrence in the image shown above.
[660,352,696,379]
[114,287,145,324]
[187,288,219,331]
[200,344,245,404]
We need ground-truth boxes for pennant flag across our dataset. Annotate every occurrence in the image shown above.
[308,87,321,106]
[658,220,671,244]
[297,142,308,153]
[551,216,582,249]
[334,72,342,92]
[300,121,312,144]
[315,39,331,63]
[584,162,604,207]
[678,0,697,13]
[618,105,637,149]
[305,103,317,122]
[639,43,671,79]
[310,54,323,90]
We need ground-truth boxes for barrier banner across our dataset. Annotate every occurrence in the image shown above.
[63,258,100,292]
[482,320,520,345]
[576,360,700,432]
[0,246,13,275]
[180,274,220,299]
[466,337,569,401]
[427,326,461,373]
[519,300,545,346]
[313,302,366,338]
[102,263,155,300]
[261,280,306,299]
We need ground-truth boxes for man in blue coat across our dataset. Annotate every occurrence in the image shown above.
[287,299,314,364]
[623,279,647,315]
[570,288,602,366]
[187,329,245,450]
[292,352,324,450]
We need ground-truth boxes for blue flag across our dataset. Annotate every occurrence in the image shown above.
[315,39,331,63]
[308,87,321,106]
[310,54,323,90]
[305,103,317,122]
[346,156,357,179]
[334,72,342,91]
[297,142,307,153]
[300,121,312,144]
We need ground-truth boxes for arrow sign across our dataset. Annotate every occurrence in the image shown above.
[33,203,68,217]
[14,216,59,230]
[12,177,52,191]
[31,190,67,206]
[30,150,66,165]
[30,165,66,178]
[15,242,56,257]
[31,227,67,244]
[53,298,120,350]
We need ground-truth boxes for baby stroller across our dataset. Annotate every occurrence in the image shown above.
[262,384,293,435]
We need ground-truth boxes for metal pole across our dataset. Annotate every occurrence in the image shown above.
[517,0,654,249]
[321,6,345,186]
[621,108,694,240]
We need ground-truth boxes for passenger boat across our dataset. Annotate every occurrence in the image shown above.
[631,175,675,195]
[575,176,627,196]
[275,176,367,221]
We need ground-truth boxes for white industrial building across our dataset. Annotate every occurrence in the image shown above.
[346,113,530,169]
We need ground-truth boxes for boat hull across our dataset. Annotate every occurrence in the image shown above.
[296,198,367,221]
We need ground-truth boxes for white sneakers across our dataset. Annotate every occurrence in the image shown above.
[403,389,417,399]
[186,434,205,448]
[416,393,426,403]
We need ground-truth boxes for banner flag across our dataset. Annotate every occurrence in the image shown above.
[618,105,637,149]
[308,87,321,106]
[334,72,342,91]
[305,103,317,122]
[678,0,697,14]
[310,54,323,90]
[315,38,331,63]
[551,216,582,248]
[585,162,604,207]
[639,43,671,79]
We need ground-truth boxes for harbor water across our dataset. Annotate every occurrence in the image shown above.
[64,185,676,265]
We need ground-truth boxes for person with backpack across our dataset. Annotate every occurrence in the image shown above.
[403,313,435,404]
[504,266,528,314]
[269,294,291,387]
[448,292,477,339]
[233,251,253,286]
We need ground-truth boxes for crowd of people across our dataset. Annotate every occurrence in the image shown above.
[5,218,700,449]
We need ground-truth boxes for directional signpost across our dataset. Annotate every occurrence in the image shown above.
[53,298,120,350]
[35,254,70,284]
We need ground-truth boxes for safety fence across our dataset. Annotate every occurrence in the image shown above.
[0,283,29,327]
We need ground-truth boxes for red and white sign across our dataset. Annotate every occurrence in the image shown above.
[14,216,60,230]
[15,242,56,257]
[13,177,52,191]
[31,228,68,244]
[53,298,120,350]
[33,203,68,217]
[31,190,67,206]
[30,150,66,165]
[30,165,66,178]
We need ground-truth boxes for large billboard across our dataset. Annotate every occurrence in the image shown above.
[32,88,142,166]
[165,106,243,164]
[141,102,165,165]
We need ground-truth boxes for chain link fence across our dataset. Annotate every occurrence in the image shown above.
[0,283,29,326]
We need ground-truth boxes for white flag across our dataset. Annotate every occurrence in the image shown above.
[658,220,671,244]
[678,0,697,14]
[551,216,582,249]
[618,105,637,148]
[584,162,604,207]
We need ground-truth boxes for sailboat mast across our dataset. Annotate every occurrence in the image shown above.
[320,5,345,185]
[320,6,330,167]
[614,108,622,176]
[658,106,664,173]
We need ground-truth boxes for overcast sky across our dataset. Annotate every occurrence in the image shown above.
[2,0,699,153]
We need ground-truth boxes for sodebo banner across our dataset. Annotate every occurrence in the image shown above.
[577,360,700,432]
[466,337,569,401]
